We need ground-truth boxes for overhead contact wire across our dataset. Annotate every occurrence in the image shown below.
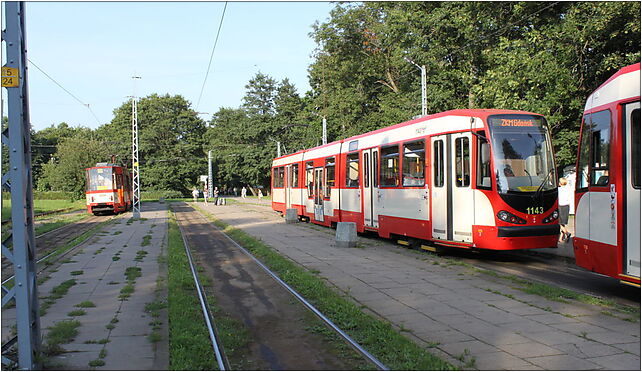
[196,1,228,111]
[27,58,102,125]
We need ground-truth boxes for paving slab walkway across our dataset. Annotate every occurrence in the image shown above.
[199,199,640,371]
[2,202,169,370]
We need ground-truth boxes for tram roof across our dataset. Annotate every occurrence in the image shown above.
[273,108,540,161]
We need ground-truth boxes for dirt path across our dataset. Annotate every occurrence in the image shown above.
[172,203,365,370]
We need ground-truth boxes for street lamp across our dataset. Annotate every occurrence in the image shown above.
[311,112,328,145]
[403,56,427,117]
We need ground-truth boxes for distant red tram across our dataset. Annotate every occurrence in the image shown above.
[271,109,560,251]
[85,163,132,215]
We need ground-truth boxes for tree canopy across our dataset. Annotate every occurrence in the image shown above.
[28,2,640,195]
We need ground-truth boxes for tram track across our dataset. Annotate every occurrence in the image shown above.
[1,214,112,284]
[171,203,388,370]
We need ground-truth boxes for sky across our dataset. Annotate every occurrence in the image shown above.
[2,1,335,132]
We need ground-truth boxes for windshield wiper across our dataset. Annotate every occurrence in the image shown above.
[534,168,555,200]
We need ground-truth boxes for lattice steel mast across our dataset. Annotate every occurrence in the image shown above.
[1,2,41,369]
[131,79,141,218]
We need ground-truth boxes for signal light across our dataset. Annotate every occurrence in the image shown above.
[543,209,559,223]
[497,210,526,224]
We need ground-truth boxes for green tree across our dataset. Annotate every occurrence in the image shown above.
[38,135,111,198]
[98,94,206,194]
[32,122,94,190]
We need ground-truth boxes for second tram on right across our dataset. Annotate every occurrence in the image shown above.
[573,63,641,287]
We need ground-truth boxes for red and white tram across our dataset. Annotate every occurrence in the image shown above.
[573,63,641,287]
[271,109,560,250]
[85,162,133,215]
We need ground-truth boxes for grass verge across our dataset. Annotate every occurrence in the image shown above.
[167,209,217,370]
[193,204,454,370]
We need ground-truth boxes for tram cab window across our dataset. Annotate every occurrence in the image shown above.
[476,135,492,189]
[589,110,611,186]
[434,140,444,187]
[380,145,400,187]
[324,157,335,198]
[402,140,425,187]
[577,118,591,189]
[306,162,314,197]
[346,153,360,188]
[455,137,470,187]
[87,168,113,191]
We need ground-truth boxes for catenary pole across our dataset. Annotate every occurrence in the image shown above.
[131,76,141,218]
[1,2,41,369]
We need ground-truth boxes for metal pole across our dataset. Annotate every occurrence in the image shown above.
[277,141,281,157]
[208,150,213,197]
[1,2,41,369]
[131,85,141,218]
[421,65,427,117]
[403,56,427,117]
[322,116,327,145]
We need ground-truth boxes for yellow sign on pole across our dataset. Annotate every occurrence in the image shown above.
[1,66,19,87]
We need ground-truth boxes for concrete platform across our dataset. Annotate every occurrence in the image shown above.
[1,202,169,370]
[199,198,640,370]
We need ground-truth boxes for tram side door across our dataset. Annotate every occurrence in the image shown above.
[285,165,292,209]
[314,168,324,221]
[362,148,379,228]
[430,134,474,242]
[624,102,640,277]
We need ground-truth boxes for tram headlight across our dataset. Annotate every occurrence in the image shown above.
[542,209,559,223]
[497,210,526,224]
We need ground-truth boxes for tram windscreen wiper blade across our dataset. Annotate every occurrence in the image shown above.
[534,168,555,200]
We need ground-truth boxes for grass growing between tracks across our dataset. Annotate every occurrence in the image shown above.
[167,210,217,370]
[194,206,454,370]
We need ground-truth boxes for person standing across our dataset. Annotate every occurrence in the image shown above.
[558,177,572,242]
[241,186,247,199]
[203,188,209,204]
[258,189,263,201]
[192,188,199,202]
[213,187,219,205]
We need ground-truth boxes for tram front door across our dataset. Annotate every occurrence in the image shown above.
[624,102,640,278]
[431,133,474,243]
[362,148,379,229]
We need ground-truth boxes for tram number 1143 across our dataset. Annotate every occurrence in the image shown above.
[526,206,544,215]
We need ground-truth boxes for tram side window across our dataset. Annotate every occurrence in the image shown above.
[306,162,314,197]
[346,153,360,188]
[402,140,425,187]
[273,167,285,188]
[364,153,370,188]
[589,110,611,186]
[455,137,470,187]
[291,164,299,188]
[324,157,335,198]
[631,109,640,189]
[373,150,379,187]
[433,140,444,187]
[380,145,400,187]
[476,135,491,189]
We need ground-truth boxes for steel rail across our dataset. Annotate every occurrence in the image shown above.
[2,215,112,287]
[174,212,230,371]
[202,211,390,371]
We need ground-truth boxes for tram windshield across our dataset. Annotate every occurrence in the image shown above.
[487,115,556,194]
[87,168,113,191]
